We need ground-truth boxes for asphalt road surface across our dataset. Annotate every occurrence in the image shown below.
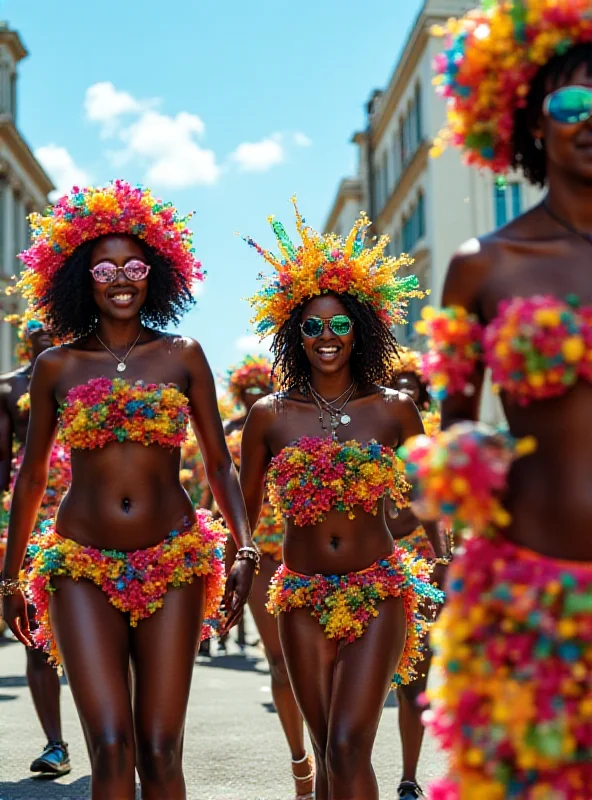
[0,617,447,799]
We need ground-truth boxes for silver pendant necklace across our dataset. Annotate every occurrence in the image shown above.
[308,381,357,439]
[95,331,142,373]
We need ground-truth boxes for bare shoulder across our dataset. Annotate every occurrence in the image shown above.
[0,366,27,386]
[167,335,210,371]
[244,392,285,434]
[33,345,71,378]
[443,236,499,310]
[381,387,420,420]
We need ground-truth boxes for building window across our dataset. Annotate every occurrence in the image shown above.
[13,195,20,274]
[494,181,523,228]
[511,182,523,219]
[393,133,400,182]
[415,84,423,144]
[417,192,425,239]
[0,182,4,275]
[399,121,406,169]
[10,72,16,120]
[382,151,389,200]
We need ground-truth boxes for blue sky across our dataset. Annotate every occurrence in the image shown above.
[4,0,424,380]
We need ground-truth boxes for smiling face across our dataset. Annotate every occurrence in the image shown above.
[300,294,354,377]
[29,327,54,359]
[90,235,149,321]
[539,64,592,184]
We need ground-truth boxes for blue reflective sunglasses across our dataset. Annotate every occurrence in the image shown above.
[544,86,592,125]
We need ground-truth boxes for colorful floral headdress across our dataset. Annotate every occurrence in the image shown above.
[5,314,46,365]
[390,346,424,381]
[431,0,592,173]
[217,391,238,422]
[244,197,422,337]
[16,180,203,324]
[227,355,275,403]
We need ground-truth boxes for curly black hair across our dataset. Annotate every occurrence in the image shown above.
[271,293,399,391]
[40,234,195,340]
[512,42,592,187]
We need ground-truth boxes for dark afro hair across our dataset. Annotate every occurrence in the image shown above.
[512,42,592,187]
[271,292,399,391]
[41,235,195,340]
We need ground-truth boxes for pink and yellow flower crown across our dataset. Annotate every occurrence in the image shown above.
[227,355,275,403]
[16,180,203,319]
[245,197,421,336]
[431,0,592,173]
[390,346,424,381]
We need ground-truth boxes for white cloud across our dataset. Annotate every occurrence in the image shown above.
[230,135,285,172]
[193,281,206,298]
[84,82,157,136]
[293,132,312,147]
[236,333,272,354]
[118,110,219,188]
[35,144,90,198]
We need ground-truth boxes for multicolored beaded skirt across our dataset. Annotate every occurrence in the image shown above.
[26,509,226,667]
[267,546,444,686]
[398,524,452,561]
[253,500,284,563]
[427,534,592,800]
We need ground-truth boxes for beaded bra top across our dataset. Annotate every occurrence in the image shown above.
[58,377,190,450]
[419,295,592,405]
[266,436,408,527]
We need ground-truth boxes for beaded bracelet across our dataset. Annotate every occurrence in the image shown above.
[0,577,26,597]
[433,555,453,566]
[235,546,261,575]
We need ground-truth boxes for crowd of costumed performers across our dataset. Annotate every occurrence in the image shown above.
[0,316,73,777]
[397,0,592,797]
[239,198,449,800]
[0,181,258,800]
[3,4,591,798]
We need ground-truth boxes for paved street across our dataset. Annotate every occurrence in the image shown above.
[0,617,446,799]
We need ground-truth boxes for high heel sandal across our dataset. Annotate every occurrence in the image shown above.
[292,753,315,800]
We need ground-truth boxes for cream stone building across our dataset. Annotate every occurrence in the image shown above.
[0,22,54,372]
[324,0,544,421]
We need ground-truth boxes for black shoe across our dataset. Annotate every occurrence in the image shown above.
[30,741,71,777]
[397,781,424,799]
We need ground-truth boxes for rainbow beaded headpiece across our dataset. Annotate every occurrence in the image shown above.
[227,355,275,403]
[5,314,46,365]
[245,197,422,337]
[432,0,592,173]
[16,180,203,322]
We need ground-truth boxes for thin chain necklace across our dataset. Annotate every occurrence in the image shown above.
[542,199,592,245]
[307,381,357,440]
[95,331,142,373]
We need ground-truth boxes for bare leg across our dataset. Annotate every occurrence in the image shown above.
[132,578,205,800]
[279,609,338,800]
[397,647,432,789]
[26,646,63,742]
[249,556,313,795]
[49,577,136,799]
[326,596,406,800]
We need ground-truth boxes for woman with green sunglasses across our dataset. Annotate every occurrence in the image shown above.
[237,201,446,800]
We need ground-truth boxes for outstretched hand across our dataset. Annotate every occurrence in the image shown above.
[221,558,256,634]
[2,590,32,647]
